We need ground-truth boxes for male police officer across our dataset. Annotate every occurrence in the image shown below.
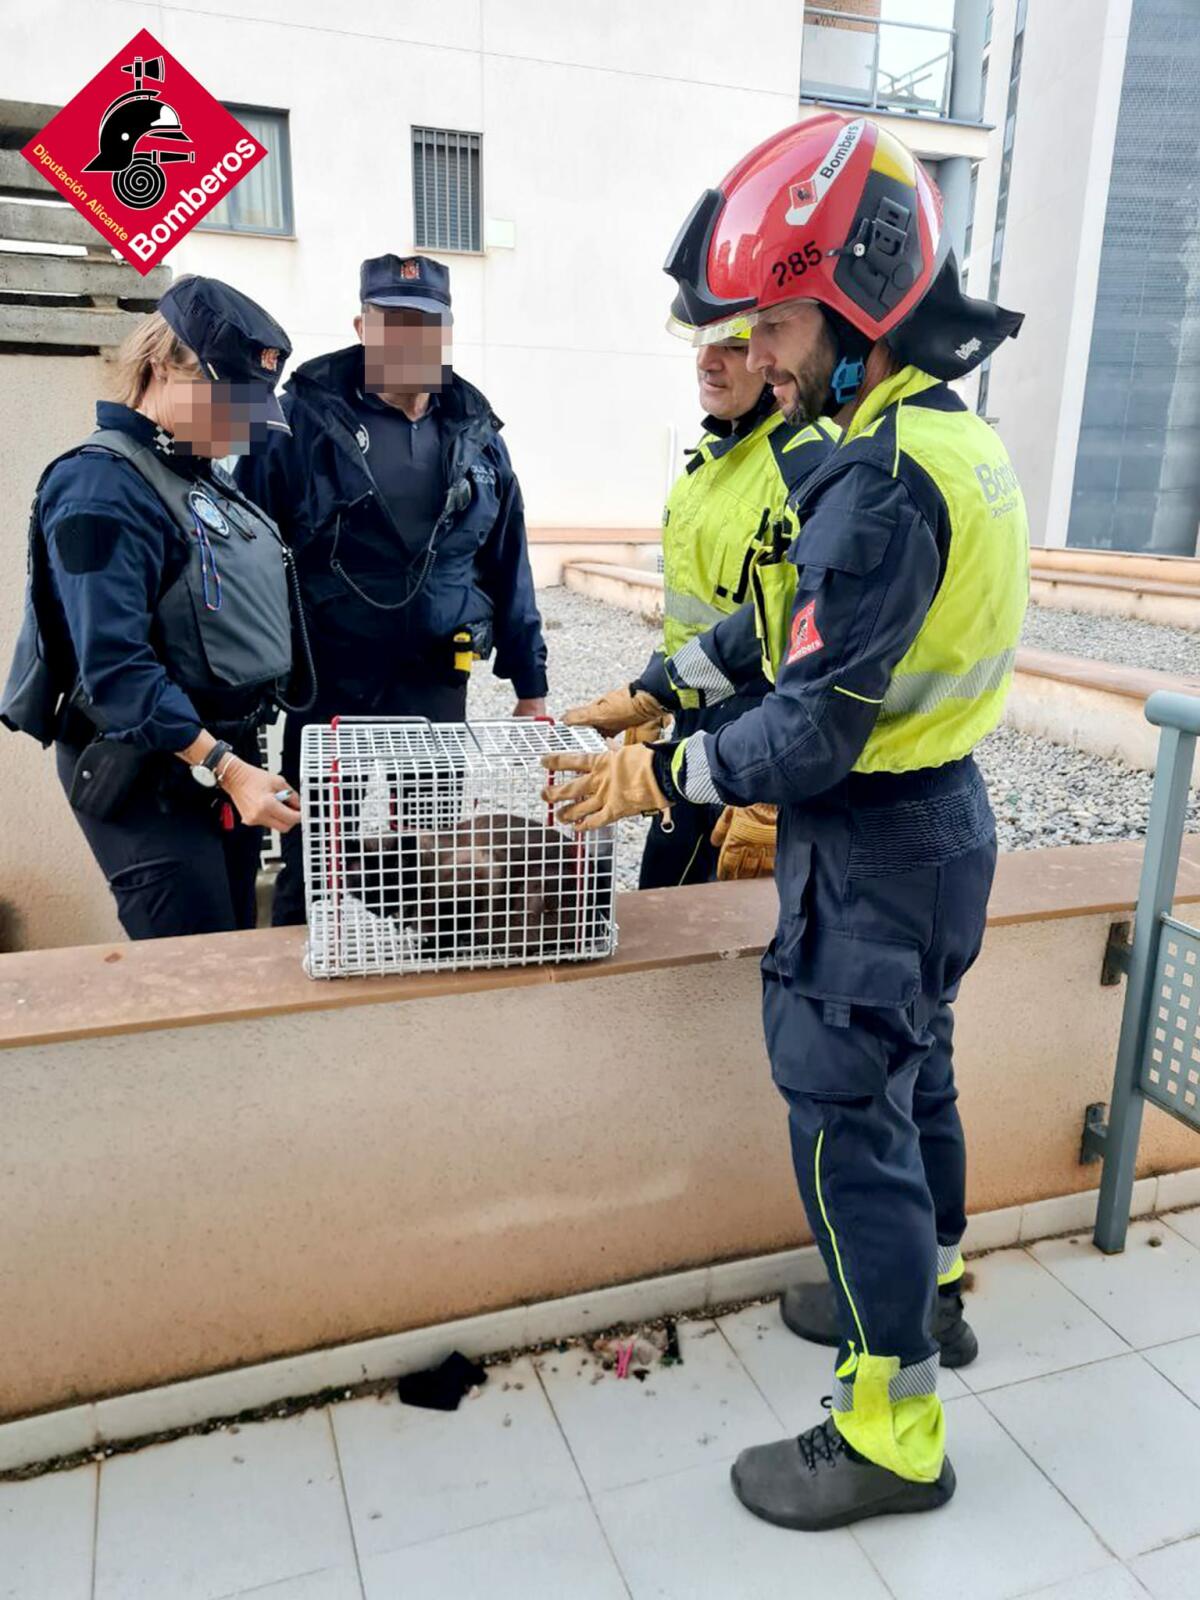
[631,332,838,888]
[236,254,548,926]
[545,113,1028,1530]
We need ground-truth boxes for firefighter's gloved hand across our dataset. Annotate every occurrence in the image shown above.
[541,745,670,830]
[711,803,778,881]
[623,706,672,746]
[563,685,667,738]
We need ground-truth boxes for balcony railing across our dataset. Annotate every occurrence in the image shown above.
[801,5,956,121]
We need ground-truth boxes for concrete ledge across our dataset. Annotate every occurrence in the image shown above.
[1031,548,1200,587]
[1030,574,1200,631]
[4,840,1200,1050]
[527,527,658,544]
[564,559,664,619]
[1009,650,1200,771]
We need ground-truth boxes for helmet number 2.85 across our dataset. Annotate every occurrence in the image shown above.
[771,241,822,289]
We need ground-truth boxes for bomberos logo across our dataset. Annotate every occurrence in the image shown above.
[22,28,268,274]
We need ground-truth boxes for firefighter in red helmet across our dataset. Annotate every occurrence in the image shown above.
[546,112,1029,1530]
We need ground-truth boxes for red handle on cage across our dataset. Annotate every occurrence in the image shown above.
[328,715,342,893]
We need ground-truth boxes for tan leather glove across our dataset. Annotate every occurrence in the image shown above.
[541,745,670,830]
[711,803,778,881]
[624,707,672,746]
[563,686,668,739]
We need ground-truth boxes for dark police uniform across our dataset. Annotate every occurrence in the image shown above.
[1,278,296,940]
[235,254,548,927]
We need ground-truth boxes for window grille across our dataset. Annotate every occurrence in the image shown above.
[412,127,482,253]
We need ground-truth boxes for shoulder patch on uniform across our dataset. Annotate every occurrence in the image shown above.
[49,508,122,575]
[786,599,824,665]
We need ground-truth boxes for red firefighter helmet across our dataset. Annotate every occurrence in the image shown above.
[666,111,946,346]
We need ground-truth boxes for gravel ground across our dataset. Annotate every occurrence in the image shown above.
[470,586,1198,885]
[469,586,658,886]
[1021,603,1200,675]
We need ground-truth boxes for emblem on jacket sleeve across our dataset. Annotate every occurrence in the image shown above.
[786,599,824,664]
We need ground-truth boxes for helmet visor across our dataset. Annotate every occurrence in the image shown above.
[666,310,758,347]
[666,297,821,347]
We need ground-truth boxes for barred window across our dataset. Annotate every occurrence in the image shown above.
[412,128,482,253]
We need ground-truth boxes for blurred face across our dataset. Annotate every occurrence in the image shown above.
[746,301,837,427]
[158,371,269,457]
[355,305,451,396]
[695,339,764,421]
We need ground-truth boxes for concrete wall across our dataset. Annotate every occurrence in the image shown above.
[0,354,122,951]
[964,0,1133,547]
[0,0,803,530]
[1,866,1198,1421]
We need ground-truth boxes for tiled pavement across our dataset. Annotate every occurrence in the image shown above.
[5,1213,1200,1599]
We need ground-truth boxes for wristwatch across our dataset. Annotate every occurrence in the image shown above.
[191,740,233,789]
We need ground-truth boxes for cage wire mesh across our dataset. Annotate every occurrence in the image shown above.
[301,718,618,978]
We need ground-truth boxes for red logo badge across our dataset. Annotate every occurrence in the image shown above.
[21,29,268,275]
[786,600,825,666]
[400,260,421,280]
[789,179,817,211]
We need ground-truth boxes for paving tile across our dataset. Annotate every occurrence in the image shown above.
[94,1410,354,1600]
[595,1456,892,1600]
[1143,1332,1200,1407]
[0,1465,95,1600]
[537,1319,780,1494]
[984,1354,1200,1560]
[234,1569,363,1599]
[1131,1534,1200,1599]
[1162,1204,1200,1251]
[852,1396,1108,1600]
[360,1501,626,1599]
[1014,1566,1148,1599]
[955,1247,1127,1394]
[717,1301,967,1436]
[1030,1222,1200,1348]
[332,1356,583,1557]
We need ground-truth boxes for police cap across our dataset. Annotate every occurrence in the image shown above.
[158,275,292,430]
[359,254,452,322]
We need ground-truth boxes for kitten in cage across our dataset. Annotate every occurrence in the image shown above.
[340,811,613,960]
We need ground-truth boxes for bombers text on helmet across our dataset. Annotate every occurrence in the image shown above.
[665,113,943,347]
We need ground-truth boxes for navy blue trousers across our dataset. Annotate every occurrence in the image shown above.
[56,739,264,940]
[764,783,995,1392]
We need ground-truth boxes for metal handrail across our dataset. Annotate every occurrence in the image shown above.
[1086,691,1200,1252]
[802,5,956,120]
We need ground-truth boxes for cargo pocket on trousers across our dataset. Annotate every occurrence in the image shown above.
[762,919,923,1099]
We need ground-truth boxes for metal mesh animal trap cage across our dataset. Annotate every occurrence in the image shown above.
[300,718,618,978]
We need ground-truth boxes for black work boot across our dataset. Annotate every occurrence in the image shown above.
[731,1415,956,1531]
[780,1279,979,1369]
[932,1283,978,1368]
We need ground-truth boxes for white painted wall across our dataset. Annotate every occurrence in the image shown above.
[0,0,805,528]
[963,0,1131,547]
